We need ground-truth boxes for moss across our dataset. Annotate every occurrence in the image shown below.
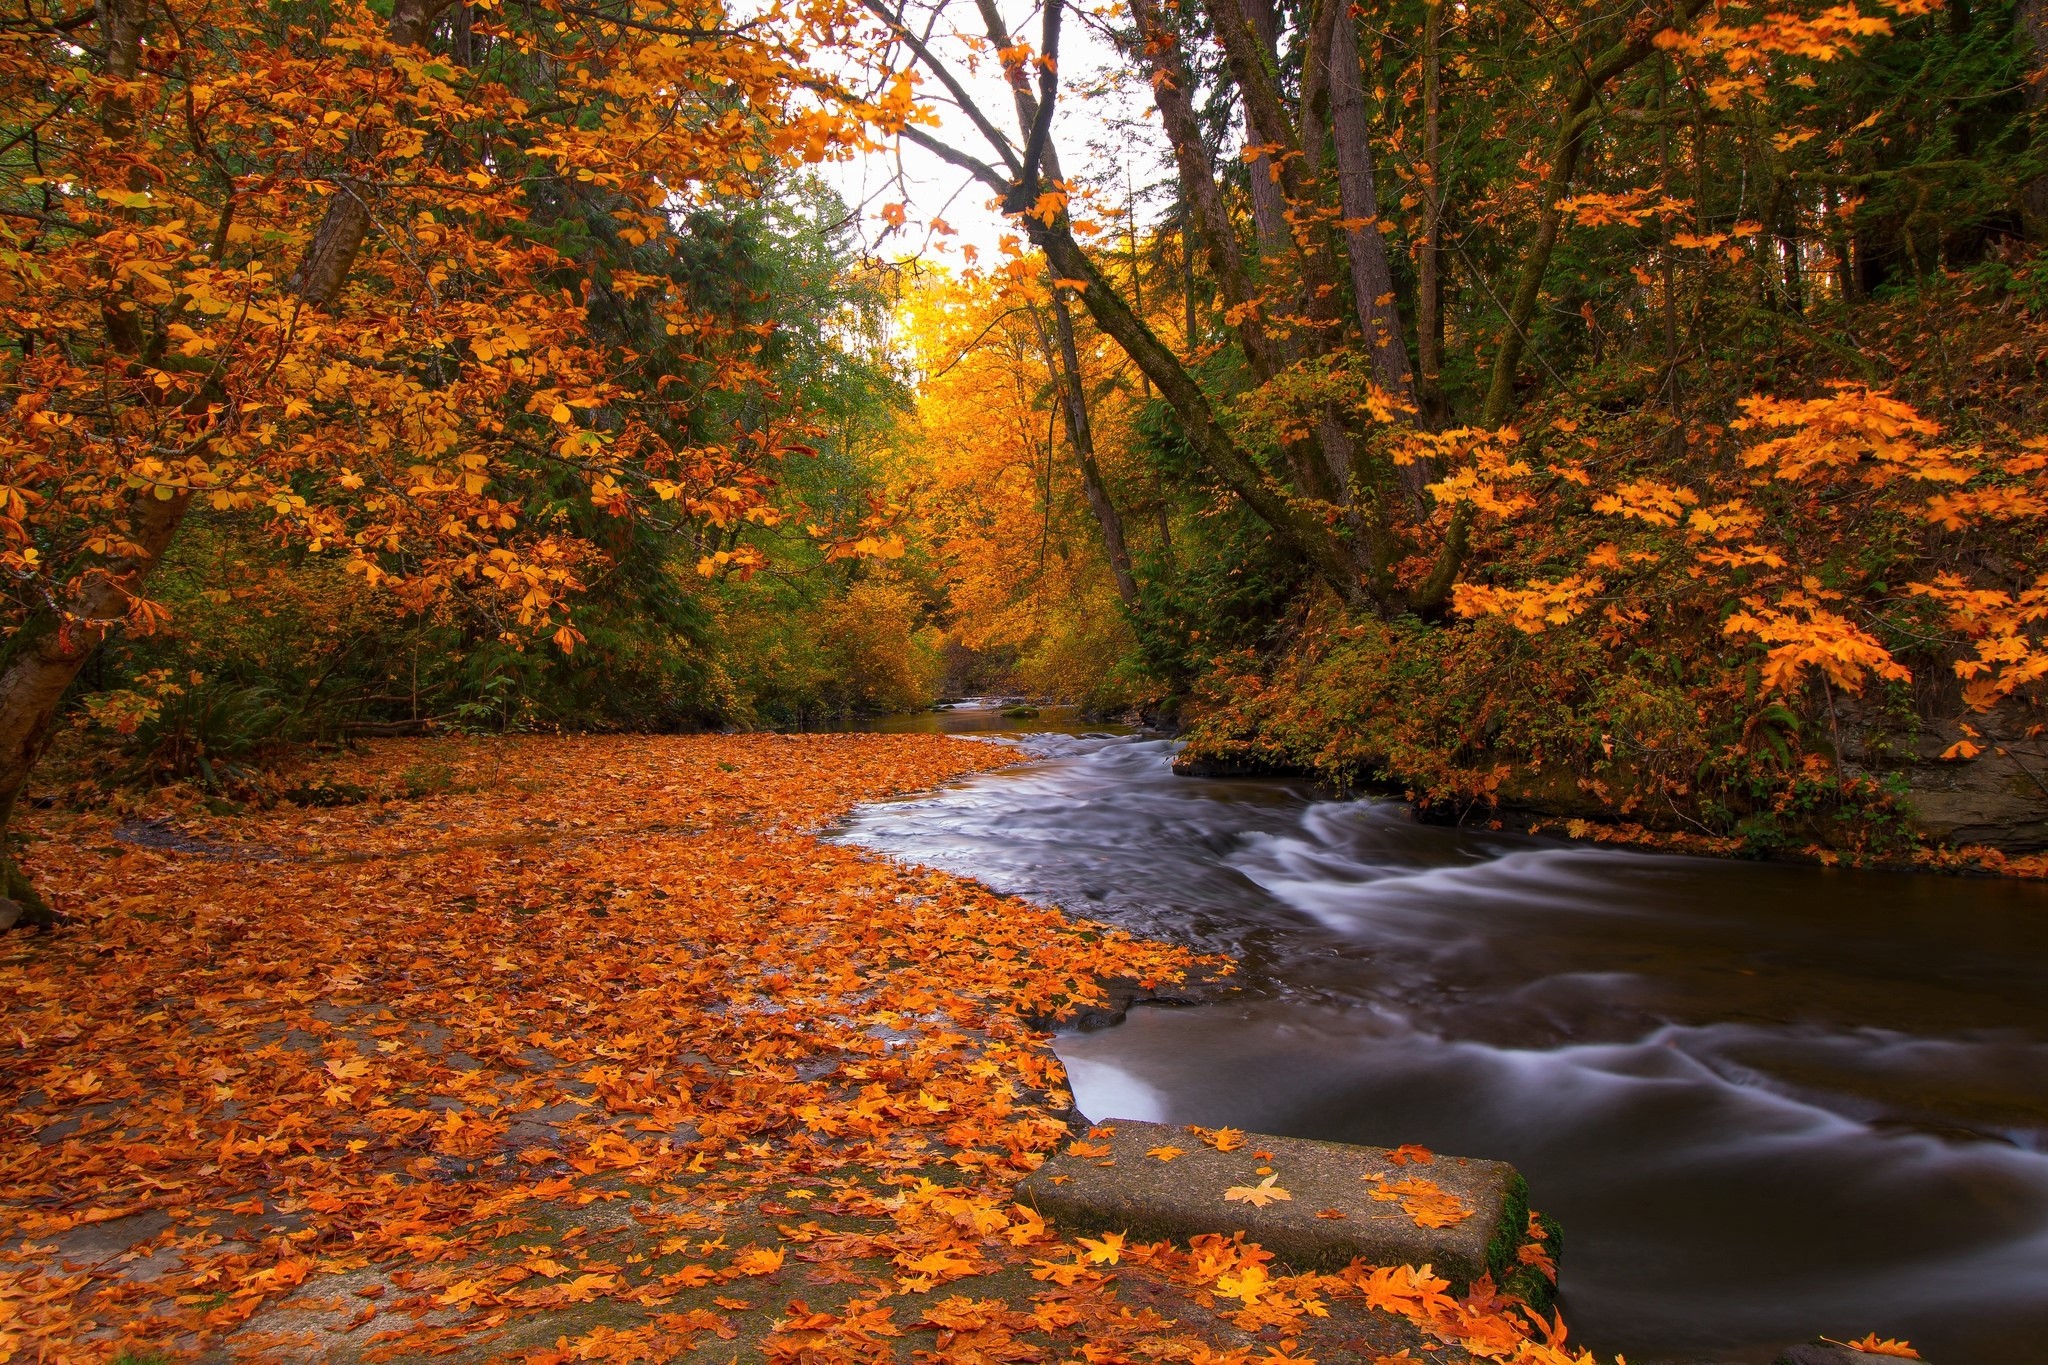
[1501,1206,1564,1319]
[1,841,54,929]
[1485,1170,1530,1279]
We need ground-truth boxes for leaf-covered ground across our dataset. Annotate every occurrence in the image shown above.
[2,735,1580,1364]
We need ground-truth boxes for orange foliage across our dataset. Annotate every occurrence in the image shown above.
[0,735,1189,1358]
[0,0,890,661]
[1,734,1597,1362]
[1455,383,2048,708]
[893,268,1141,694]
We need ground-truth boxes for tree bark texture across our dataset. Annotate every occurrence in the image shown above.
[1125,0,1276,378]
[1327,0,1416,410]
[1416,0,1444,415]
[289,0,456,309]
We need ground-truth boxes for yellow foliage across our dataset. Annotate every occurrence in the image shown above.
[1723,587,1913,694]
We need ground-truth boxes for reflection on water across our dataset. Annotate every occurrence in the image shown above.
[834,734,2048,1364]
[793,697,1134,738]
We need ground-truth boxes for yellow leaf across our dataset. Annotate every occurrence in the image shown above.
[1076,1231,1124,1264]
[1216,1262,1269,1303]
[1223,1174,1291,1208]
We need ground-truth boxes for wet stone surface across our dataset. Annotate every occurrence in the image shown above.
[1772,1345,1937,1365]
[1017,1119,1527,1291]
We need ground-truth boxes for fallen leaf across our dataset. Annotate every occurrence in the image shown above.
[1823,1336,1920,1360]
[1223,1175,1292,1208]
[1216,1262,1269,1304]
[1191,1125,1246,1153]
[1077,1231,1125,1265]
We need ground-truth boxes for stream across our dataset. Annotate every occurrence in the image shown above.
[831,709,2048,1364]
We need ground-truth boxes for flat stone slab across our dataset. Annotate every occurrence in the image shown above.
[1017,1118,1529,1291]
[1774,1346,1934,1365]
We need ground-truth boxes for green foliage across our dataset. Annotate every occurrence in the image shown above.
[59,175,936,777]
[721,579,943,726]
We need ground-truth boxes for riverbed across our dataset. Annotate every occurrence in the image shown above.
[833,715,2048,1364]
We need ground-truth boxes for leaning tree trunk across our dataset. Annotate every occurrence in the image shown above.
[0,495,190,927]
[1479,0,1711,427]
[1027,218,1377,609]
[1037,294,1142,610]
[0,0,455,928]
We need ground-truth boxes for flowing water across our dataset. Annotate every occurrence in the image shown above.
[831,716,2048,1364]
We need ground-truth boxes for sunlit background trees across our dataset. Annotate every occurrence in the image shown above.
[10,0,2048,876]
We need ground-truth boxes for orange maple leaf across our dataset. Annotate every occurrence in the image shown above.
[1223,1175,1291,1208]
[1076,1231,1125,1265]
[1823,1336,1920,1359]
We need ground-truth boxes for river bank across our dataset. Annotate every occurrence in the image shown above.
[0,733,1575,1364]
[1168,614,2048,879]
[837,731,2048,1363]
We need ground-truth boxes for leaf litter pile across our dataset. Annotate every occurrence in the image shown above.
[4,734,1620,1363]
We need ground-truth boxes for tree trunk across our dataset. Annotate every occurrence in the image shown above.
[977,0,1381,608]
[1028,219,1374,610]
[1327,0,1417,412]
[1479,0,1711,427]
[1416,0,1444,419]
[1154,0,1384,532]
[289,0,456,308]
[1039,293,1142,609]
[0,0,457,927]
[1124,0,1278,379]
[0,492,191,925]
[1237,0,1291,252]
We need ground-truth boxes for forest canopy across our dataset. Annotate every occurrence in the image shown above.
[7,0,2048,888]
